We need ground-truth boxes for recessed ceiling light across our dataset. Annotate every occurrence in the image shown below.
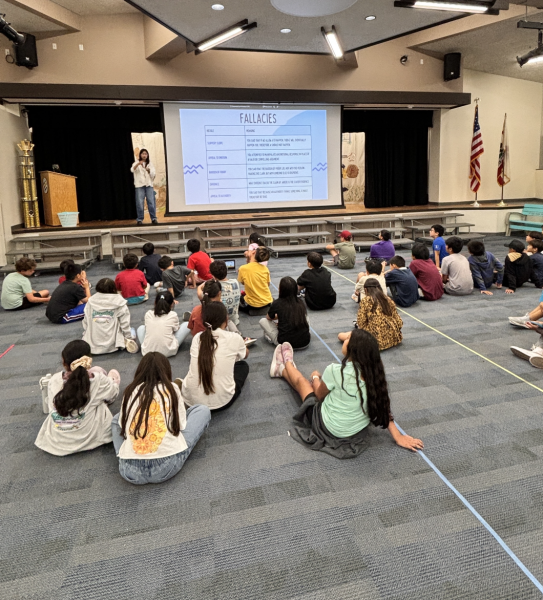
[365,15,376,20]
[211,4,224,10]
[280,28,291,33]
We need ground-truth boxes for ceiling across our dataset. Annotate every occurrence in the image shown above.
[413,10,543,83]
[0,1,66,33]
[125,0,471,54]
[50,0,138,15]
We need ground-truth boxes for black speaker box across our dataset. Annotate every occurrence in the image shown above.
[444,52,461,81]
[14,34,38,69]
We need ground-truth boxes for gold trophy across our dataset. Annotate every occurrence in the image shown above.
[17,139,40,228]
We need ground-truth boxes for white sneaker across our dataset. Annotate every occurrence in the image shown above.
[270,344,285,378]
[125,338,139,354]
[508,315,530,328]
[510,345,543,361]
[530,355,543,369]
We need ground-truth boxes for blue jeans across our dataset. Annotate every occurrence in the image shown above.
[135,185,157,222]
[136,322,191,350]
[111,404,211,485]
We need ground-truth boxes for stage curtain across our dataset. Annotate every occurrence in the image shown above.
[342,110,433,209]
[28,107,163,222]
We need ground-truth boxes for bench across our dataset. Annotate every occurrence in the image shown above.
[260,231,331,244]
[0,258,91,276]
[415,233,485,245]
[506,204,543,236]
[404,222,475,238]
[354,238,414,251]
[266,242,329,257]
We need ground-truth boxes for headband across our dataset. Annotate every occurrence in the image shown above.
[70,356,92,371]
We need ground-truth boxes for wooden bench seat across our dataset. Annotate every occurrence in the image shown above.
[1,258,91,276]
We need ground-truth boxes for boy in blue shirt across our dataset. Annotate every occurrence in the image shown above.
[430,224,447,269]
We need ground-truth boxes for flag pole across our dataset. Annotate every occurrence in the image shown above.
[497,185,506,207]
[497,112,507,207]
[471,98,480,207]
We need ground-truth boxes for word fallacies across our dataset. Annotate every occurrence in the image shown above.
[240,113,277,124]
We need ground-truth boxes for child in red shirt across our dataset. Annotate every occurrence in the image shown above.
[409,243,444,301]
[115,253,149,305]
[187,239,213,286]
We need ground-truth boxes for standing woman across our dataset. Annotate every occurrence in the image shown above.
[131,149,157,226]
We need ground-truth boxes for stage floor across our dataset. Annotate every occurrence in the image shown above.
[12,199,536,234]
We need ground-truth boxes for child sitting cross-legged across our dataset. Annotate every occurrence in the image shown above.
[440,236,473,296]
[238,246,273,314]
[259,276,311,349]
[324,230,356,269]
[503,239,533,294]
[46,263,91,324]
[467,240,503,295]
[35,340,120,456]
[269,329,424,458]
[296,251,336,311]
[340,278,402,351]
[187,239,214,285]
[1,257,50,311]
[138,290,185,357]
[138,242,162,286]
[111,352,211,485]
[369,229,395,261]
[384,256,419,308]
[352,259,387,302]
[82,278,138,354]
[245,233,269,266]
[115,253,150,305]
[409,242,443,301]
[181,301,250,411]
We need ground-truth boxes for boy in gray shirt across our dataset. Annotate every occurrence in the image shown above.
[441,236,474,296]
[157,255,193,297]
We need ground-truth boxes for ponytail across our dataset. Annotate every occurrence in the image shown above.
[198,301,227,395]
[201,279,221,307]
[53,340,92,417]
[154,290,174,316]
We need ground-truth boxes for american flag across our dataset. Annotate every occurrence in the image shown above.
[497,113,510,187]
[469,105,484,193]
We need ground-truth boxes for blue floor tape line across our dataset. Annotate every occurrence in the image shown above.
[269,276,543,594]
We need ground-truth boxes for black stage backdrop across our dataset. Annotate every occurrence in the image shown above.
[28,106,163,222]
[342,110,433,209]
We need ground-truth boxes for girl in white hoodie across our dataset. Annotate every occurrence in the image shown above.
[82,278,138,355]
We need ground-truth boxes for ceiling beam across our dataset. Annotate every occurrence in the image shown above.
[4,0,81,33]
[143,15,186,61]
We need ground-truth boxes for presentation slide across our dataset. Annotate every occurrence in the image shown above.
[163,103,342,213]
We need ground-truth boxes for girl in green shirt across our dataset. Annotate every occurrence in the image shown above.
[270,328,423,458]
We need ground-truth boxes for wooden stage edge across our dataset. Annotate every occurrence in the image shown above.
[12,199,537,234]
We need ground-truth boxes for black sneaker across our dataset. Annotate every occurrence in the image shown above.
[152,220,159,225]
[136,221,143,226]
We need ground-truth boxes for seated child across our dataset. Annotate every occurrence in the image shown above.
[467,240,503,295]
[181,301,249,411]
[260,276,311,349]
[369,229,395,261]
[187,239,213,284]
[409,243,444,301]
[138,242,162,286]
[526,231,543,251]
[245,233,268,266]
[528,239,543,288]
[269,329,424,458]
[111,352,210,485]
[429,224,447,268]
[384,256,419,308]
[340,278,402,351]
[1,257,50,311]
[325,230,356,269]
[238,247,273,313]
[503,239,532,294]
[296,251,336,311]
[138,291,184,357]
[46,263,91,323]
[115,253,150,304]
[158,255,193,298]
[35,340,120,456]
[82,278,138,354]
[58,259,73,285]
[188,279,222,338]
[440,236,473,296]
[510,321,543,368]
[353,259,386,302]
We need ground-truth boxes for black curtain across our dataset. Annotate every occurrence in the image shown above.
[28,107,163,222]
[342,110,433,209]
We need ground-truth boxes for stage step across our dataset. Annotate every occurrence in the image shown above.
[113,240,190,250]
[260,231,331,241]
[6,244,100,258]
[0,258,92,276]
[355,238,414,250]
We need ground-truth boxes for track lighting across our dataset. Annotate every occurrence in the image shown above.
[195,19,257,54]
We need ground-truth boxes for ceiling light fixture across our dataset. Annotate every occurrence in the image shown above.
[517,29,543,67]
[195,19,257,53]
[365,15,376,20]
[280,28,291,33]
[211,4,224,10]
[321,26,344,60]
[393,0,508,14]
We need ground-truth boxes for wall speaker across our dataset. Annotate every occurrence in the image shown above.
[444,52,461,81]
[14,34,38,69]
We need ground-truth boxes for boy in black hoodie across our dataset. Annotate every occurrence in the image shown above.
[504,239,532,294]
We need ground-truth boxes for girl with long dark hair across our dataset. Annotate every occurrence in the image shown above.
[111,352,210,485]
[339,278,403,351]
[35,340,120,456]
[260,276,310,349]
[269,329,423,458]
[130,148,157,225]
[138,290,187,357]
[181,301,249,411]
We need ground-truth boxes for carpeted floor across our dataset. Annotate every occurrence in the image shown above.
[1,235,543,600]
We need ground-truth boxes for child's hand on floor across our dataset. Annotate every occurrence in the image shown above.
[505,288,515,294]
[481,290,493,295]
[397,434,424,452]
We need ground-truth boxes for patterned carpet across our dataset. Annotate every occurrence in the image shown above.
[1,235,543,600]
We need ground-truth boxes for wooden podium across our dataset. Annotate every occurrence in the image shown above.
[39,171,78,226]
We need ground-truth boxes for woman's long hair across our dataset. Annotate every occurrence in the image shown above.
[53,340,92,417]
[363,278,392,316]
[198,301,228,395]
[340,329,391,429]
[120,352,180,439]
[278,276,307,329]
[138,148,150,166]
[154,290,174,316]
